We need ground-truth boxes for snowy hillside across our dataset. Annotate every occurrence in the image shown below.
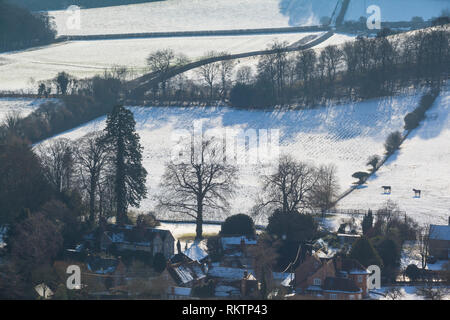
[0,98,56,121]
[345,0,449,22]
[48,0,449,36]
[0,32,321,92]
[49,0,314,36]
[38,92,421,222]
[339,87,450,225]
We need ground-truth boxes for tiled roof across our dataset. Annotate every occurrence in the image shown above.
[183,241,208,262]
[430,224,450,241]
[168,261,206,285]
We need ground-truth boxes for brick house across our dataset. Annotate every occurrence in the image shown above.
[292,253,369,300]
[429,219,450,259]
[322,277,363,300]
[294,254,336,296]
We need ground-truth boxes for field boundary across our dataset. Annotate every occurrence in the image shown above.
[58,26,330,41]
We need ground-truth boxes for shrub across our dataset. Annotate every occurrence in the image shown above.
[384,131,403,155]
[366,155,380,172]
[404,93,437,131]
[404,112,421,131]
[220,214,255,237]
[404,264,421,281]
[352,171,369,184]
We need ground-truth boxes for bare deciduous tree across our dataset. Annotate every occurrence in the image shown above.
[147,49,182,97]
[75,132,112,224]
[311,164,339,216]
[158,136,238,239]
[295,49,317,93]
[218,53,235,99]
[320,45,343,84]
[236,66,254,85]
[418,224,430,269]
[38,138,74,193]
[256,155,319,215]
[196,51,221,100]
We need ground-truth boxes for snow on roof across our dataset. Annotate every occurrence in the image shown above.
[169,287,192,296]
[429,224,450,241]
[281,273,294,287]
[34,283,54,298]
[208,266,249,280]
[208,266,294,283]
[183,241,208,262]
[173,265,195,284]
[313,249,336,259]
[221,236,257,250]
[337,233,361,238]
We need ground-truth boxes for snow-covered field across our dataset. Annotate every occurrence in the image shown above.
[49,0,322,36]
[340,88,450,225]
[48,0,449,37]
[36,92,422,222]
[0,32,321,92]
[0,98,56,121]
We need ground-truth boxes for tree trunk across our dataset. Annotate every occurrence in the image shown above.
[196,201,203,240]
[89,175,96,224]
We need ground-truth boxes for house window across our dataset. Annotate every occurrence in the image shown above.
[357,275,363,283]
[329,293,337,300]
[313,278,321,286]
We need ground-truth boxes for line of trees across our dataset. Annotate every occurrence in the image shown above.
[0,0,56,52]
[135,27,449,108]
[229,28,449,108]
[0,69,128,144]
